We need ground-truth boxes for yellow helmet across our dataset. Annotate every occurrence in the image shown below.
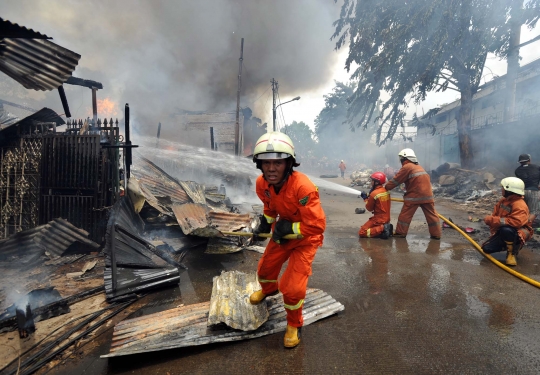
[501,177,525,195]
[253,132,296,162]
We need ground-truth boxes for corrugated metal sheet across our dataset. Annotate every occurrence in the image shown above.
[205,236,243,254]
[104,197,181,301]
[0,18,51,39]
[207,271,269,331]
[207,211,252,232]
[34,218,100,258]
[101,288,345,358]
[179,181,206,204]
[0,38,80,91]
[171,203,211,236]
[0,218,100,260]
[104,267,180,301]
[132,172,190,204]
[0,107,64,134]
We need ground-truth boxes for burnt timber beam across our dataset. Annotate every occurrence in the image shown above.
[65,76,103,89]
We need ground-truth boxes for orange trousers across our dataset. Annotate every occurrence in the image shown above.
[395,202,441,237]
[359,218,386,238]
[257,240,318,327]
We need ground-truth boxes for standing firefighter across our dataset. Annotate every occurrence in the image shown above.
[514,153,540,224]
[249,132,326,348]
[338,160,346,179]
[359,172,392,239]
[385,148,441,239]
[482,177,533,266]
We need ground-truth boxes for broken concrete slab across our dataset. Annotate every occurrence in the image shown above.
[207,271,268,331]
[101,288,344,358]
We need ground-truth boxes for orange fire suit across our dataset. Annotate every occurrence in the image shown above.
[359,185,391,237]
[483,194,533,245]
[256,171,326,328]
[385,160,441,237]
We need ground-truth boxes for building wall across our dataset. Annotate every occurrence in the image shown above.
[176,112,244,154]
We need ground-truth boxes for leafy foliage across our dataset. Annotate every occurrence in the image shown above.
[332,0,540,166]
[281,121,316,160]
[314,81,355,135]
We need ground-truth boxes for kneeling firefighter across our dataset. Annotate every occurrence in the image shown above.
[359,172,392,239]
[249,131,326,348]
[482,177,533,266]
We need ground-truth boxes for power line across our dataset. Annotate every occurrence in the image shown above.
[277,91,287,131]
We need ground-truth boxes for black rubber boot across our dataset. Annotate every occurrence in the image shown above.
[380,223,392,239]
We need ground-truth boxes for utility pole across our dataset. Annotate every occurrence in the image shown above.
[235,38,244,156]
[272,78,278,132]
[504,2,522,124]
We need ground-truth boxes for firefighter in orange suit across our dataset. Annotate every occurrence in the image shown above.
[482,177,533,266]
[384,148,441,239]
[249,132,326,348]
[359,172,393,239]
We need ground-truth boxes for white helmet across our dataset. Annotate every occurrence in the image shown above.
[501,177,525,195]
[398,148,417,163]
[253,132,296,162]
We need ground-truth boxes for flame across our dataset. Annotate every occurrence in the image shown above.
[87,97,119,118]
[98,98,119,118]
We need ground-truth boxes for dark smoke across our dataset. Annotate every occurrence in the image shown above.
[0,0,341,137]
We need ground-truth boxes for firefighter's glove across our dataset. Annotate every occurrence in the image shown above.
[272,219,294,244]
[360,191,368,200]
[484,215,501,228]
[254,215,272,235]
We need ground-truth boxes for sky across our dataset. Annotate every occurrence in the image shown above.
[1,1,540,137]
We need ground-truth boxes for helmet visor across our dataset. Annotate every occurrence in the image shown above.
[255,152,291,160]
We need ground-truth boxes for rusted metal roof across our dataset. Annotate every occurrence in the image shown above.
[0,37,81,91]
[171,203,211,236]
[207,271,269,331]
[179,181,206,204]
[102,288,345,357]
[0,218,100,260]
[207,211,252,232]
[0,18,51,39]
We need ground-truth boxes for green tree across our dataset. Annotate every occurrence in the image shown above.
[282,121,316,161]
[314,81,375,163]
[314,81,354,135]
[332,0,540,168]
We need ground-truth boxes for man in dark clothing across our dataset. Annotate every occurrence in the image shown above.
[514,153,540,223]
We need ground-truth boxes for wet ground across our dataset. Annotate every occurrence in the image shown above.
[51,177,540,374]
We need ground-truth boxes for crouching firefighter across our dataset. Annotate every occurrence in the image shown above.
[249,131,326,348]
[359,172,392,239]
[482,177,533,266]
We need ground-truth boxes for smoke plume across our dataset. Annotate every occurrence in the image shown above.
[0,0,341,138]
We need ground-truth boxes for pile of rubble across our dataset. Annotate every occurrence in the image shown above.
[349,168,373,189]
[431,162,505,201]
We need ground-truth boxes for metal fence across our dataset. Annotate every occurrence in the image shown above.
[0,118,120,242]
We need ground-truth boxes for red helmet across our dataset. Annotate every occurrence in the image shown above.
[370,172,387,184]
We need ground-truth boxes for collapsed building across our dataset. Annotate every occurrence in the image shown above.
[0,18,342,374]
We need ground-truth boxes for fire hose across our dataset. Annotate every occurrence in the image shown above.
[391,197,540,289]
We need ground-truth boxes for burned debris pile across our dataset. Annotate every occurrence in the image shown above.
[349,168,374,189]
[430,162,505,202]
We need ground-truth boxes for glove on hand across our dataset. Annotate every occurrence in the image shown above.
[484,215,494,226]
[254,214,272,235]
[272,219,294,244]
[360,191,368,200]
